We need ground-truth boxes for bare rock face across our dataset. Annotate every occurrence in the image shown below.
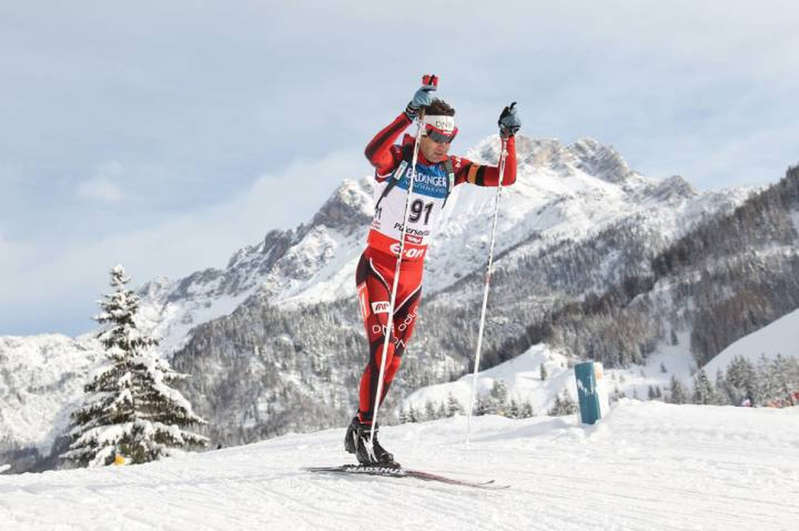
[569,138,633,183]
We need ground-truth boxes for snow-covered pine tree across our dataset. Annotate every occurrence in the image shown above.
[520,401,535,418]
[475,394,491,416]
[648,385,658,400]
[723,355,758,405]
[62,265,208,467]
[424,399,437,421]
[548,390,577,416]
[446,392,463,416]
[767,354,799,406]
[756,354,779,404]
[436,401,447,419]
[669,375,688,404]
[407,404,420,423]
[489,380,509,416]
[714,369,735,405]
[691,368,719,405]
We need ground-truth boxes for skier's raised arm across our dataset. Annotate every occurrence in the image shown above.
[453,103,521,187]
[364,81,437,179]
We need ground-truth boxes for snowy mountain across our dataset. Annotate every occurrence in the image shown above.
[134,135,749,355]
[4,134,791,474]
[0,334,103,471]
[1,400,797,530]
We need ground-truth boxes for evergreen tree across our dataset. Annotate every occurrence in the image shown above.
[424,400,437,421]
[782,356,799,405]
[540,363,548,381]
[757,354,779,404]
[520,401,535,418]
[475,394,491,416]
[62,265,207,467]
[723,355,758,406]
[489,380,509,416]
[669,375,688,404]
[692,368,719,405]
[770,354,798,406]
[446,393,463,417]
[548,390,577,416]
[714,369,732,405]
[508,398,520,419]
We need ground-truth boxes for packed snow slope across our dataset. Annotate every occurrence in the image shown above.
[1,400,796,530]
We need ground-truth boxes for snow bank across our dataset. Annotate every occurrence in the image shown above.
[0,400,796,530]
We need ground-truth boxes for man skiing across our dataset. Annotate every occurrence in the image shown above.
[345,75,521,467]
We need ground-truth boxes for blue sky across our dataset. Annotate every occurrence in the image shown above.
[2,1,798,336]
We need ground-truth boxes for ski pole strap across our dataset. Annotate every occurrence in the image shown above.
[375,143,415,212]
[442,157,455,209]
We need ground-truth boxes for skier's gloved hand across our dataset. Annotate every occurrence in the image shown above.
[405,74,438,120]
[498,102,521,138]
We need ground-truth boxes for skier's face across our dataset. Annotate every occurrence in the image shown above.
[420,135,451,163]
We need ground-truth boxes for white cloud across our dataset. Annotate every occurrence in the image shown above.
[77,161,125,202]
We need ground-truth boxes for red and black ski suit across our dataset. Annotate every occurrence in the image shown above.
[355,112,516,422]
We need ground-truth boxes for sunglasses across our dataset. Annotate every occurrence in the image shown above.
[424,124,458,144]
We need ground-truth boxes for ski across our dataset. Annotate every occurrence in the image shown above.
[304,465,509,490]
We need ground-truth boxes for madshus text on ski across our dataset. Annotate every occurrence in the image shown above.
[342,74,521,471]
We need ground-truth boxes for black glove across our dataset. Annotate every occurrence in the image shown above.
[405,74,438,119]
[498,102,521,138]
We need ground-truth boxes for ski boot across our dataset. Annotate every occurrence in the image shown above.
[344,416,400,468]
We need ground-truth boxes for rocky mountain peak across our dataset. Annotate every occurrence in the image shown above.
[309,178,374,235]
[468,135,636,185]
[650,175,697,201]
[568,138,633,183]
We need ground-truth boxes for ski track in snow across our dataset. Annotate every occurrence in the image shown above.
[1,400,797,530]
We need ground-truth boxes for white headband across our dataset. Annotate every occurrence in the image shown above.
[422,114,456,133]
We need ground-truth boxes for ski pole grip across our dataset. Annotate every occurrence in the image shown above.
[421,74,438,89]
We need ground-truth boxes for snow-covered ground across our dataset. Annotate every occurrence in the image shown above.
[1,400,797,530]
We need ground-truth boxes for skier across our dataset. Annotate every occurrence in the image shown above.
[345,75,521,466]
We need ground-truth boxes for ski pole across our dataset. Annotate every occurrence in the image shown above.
[466,136,508,445]
[368,76,434,455]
